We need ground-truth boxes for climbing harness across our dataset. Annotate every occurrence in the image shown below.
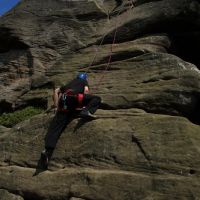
[58,89,84,112]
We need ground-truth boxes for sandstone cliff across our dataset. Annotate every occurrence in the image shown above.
[0,0,200,199]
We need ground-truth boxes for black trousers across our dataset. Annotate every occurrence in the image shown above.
[44,94,101,149]
[82,94,101,114]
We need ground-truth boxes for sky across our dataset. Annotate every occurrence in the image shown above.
[0,0,21,16]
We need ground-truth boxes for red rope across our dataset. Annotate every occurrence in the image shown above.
[91,1,135,93]
[85,0,131,73]
[91,25,118,93]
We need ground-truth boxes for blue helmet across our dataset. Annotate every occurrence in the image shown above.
[77,72,88,80]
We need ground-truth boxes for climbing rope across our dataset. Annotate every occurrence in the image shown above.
[90,0,135,93]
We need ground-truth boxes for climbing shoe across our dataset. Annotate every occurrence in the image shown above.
[79,109,96,119]
[40,149,49,169]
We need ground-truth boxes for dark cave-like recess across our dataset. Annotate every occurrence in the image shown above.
[0,27,29,53]
[170,32,200,69]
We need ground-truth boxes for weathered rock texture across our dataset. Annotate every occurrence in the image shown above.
[0,189,24,200]
[0,0,200,199]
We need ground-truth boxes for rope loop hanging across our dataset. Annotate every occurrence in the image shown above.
[88,0,135,93]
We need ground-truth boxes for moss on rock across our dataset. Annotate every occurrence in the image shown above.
[0,106,43,128]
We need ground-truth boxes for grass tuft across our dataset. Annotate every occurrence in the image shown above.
[0,106,43,127]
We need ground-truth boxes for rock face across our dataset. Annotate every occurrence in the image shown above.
[0,0,200,200]
[0,189,24,200]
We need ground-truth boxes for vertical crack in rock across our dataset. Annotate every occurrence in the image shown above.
[129,126,152,166]
[131,133,151,163]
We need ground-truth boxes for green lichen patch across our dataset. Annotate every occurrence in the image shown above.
[0,107,44,128]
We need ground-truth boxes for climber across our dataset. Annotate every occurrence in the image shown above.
[40,72,101,169]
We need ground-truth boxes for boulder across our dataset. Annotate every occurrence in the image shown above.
[0,109,200,199]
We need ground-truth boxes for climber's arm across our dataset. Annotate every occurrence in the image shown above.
[52,88,61,109]
[84,86,89,94]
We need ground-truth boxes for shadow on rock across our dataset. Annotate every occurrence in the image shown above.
[33,150,54,176]
[73,117,97,133]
